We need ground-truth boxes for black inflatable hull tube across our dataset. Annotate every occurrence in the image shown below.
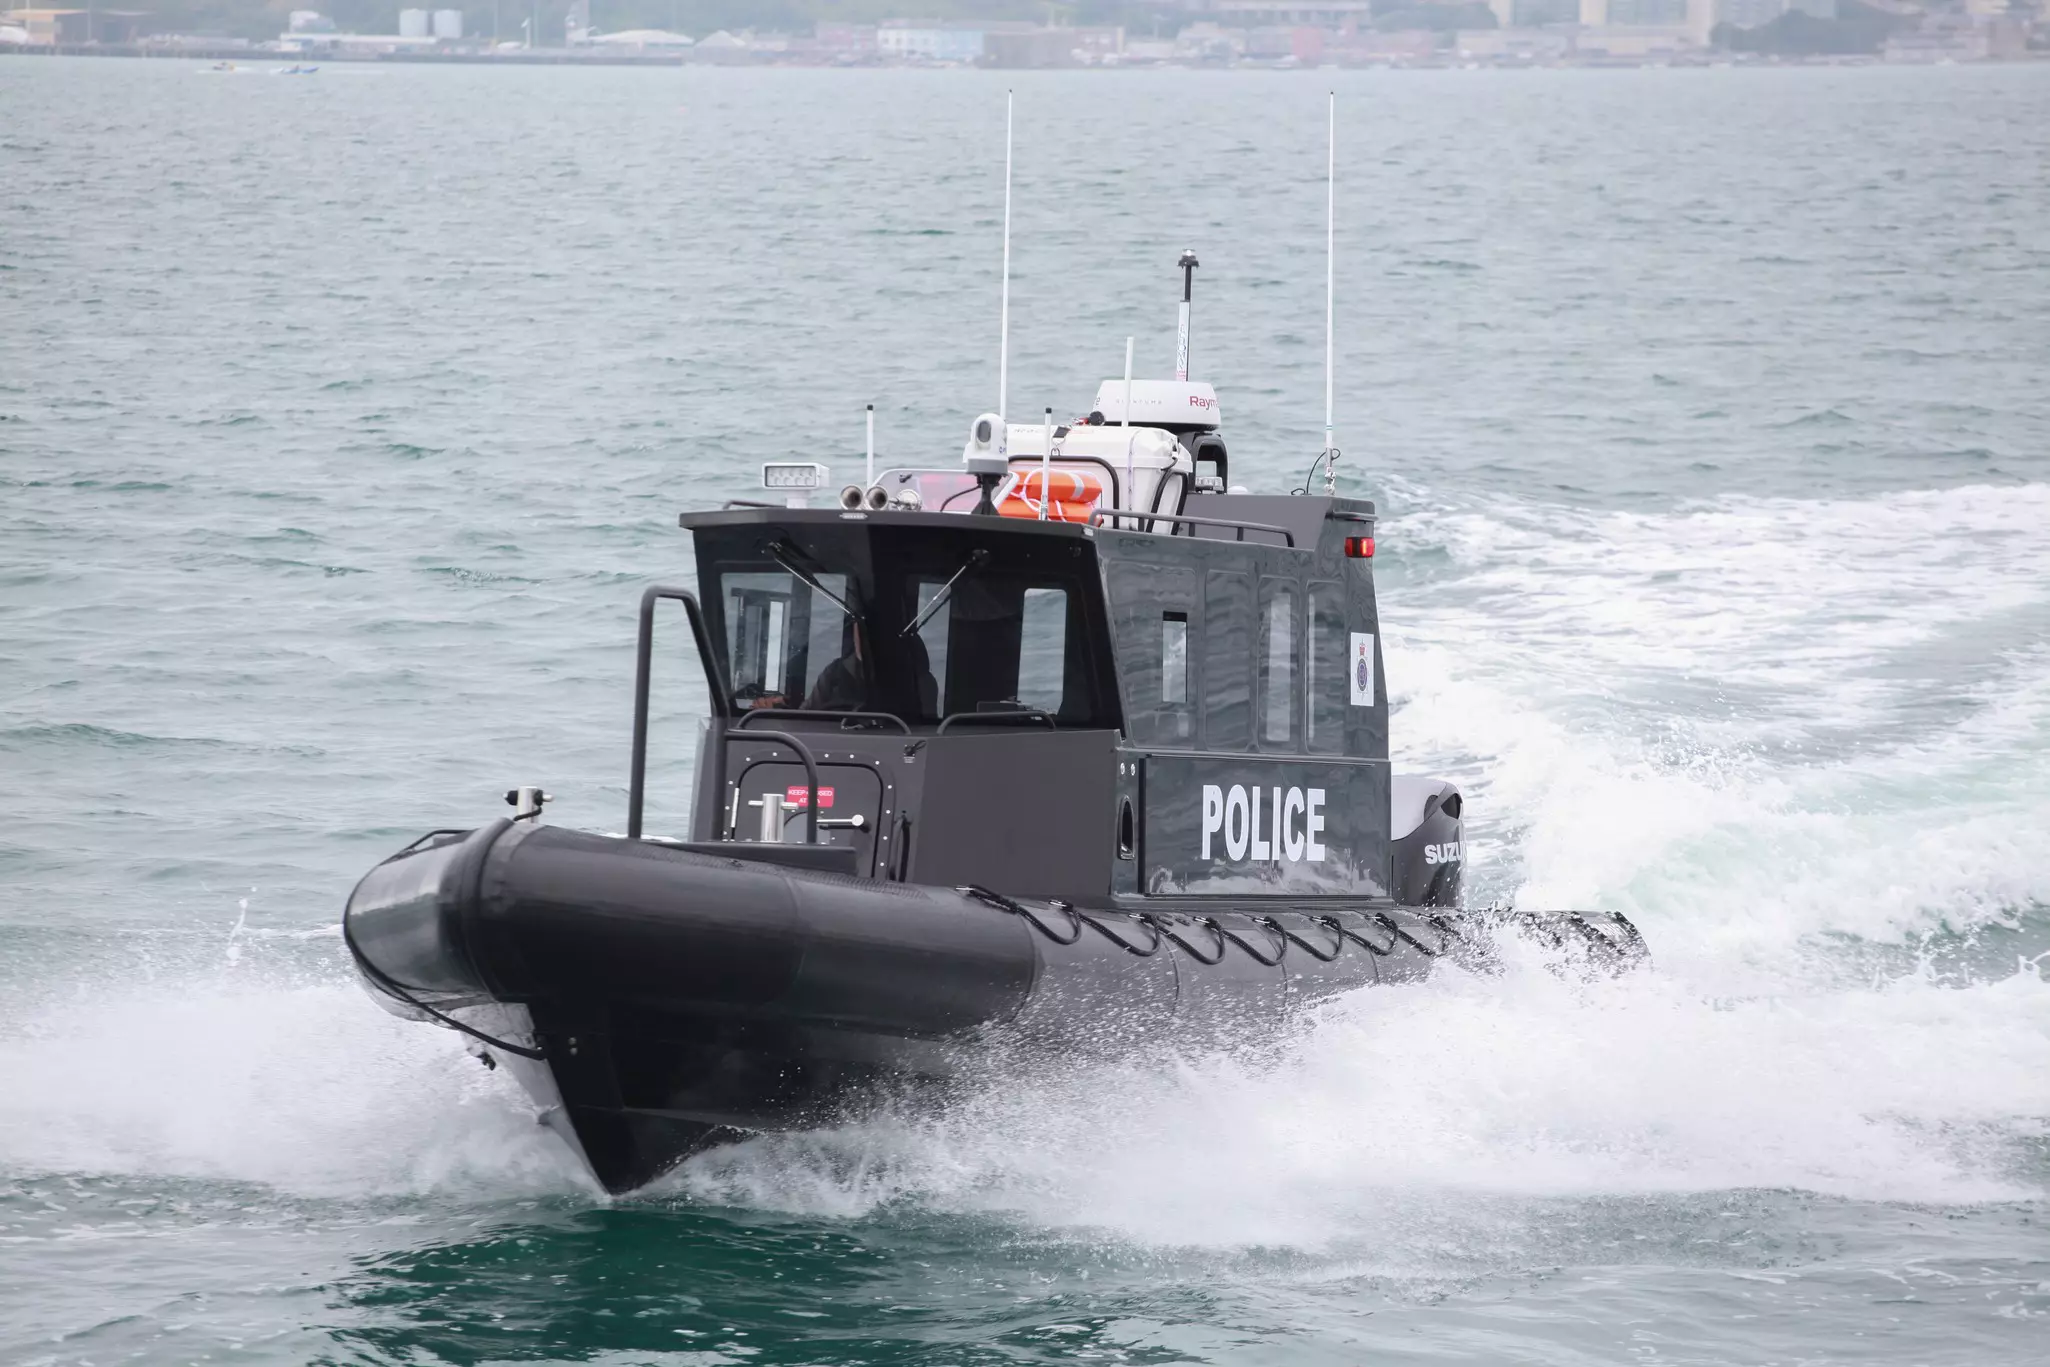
[345,822,1457,1194]
[473,823,1040,1032]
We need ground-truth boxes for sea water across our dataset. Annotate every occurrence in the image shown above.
[2,58,2047,1365]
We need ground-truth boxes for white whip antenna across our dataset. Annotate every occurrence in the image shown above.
[997,90,1014,423]
[1121,336,1135,529]
[1323,91,1338,497]
[1121,336,1134,430]
[865,403,875,488]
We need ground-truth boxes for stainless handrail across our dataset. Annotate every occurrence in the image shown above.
[627,585,824,845]
[630,586,729,841]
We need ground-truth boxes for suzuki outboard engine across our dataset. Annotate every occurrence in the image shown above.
[1390,776,1463,907]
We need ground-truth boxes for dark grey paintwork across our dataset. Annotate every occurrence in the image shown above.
[1140,756,1390,898]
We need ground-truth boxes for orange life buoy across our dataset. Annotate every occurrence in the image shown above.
[998,469,1104,523]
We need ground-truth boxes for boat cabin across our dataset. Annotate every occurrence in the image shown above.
[637,381,1395,911]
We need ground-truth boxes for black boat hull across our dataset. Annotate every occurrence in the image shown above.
[344,820,1642,1193]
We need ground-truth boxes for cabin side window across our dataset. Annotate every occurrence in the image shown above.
[1204,570,1252,750]
[1104,560,1196,745]
[1306,581,1348,754]
[1162,613,1188,706]
[1258,578,1299,748]
[720,570,852,712]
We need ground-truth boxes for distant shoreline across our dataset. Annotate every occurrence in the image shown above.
[6,43,2037,70]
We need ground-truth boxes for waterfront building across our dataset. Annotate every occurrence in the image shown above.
[1606,0,1687,22]
[1884,12,2028,59]
[1579,0,1717,46]
[1243,24,1297,58]
[1198,1,1376,25]
[1487,0,1581,26]
[2,5,149,41]
[1715,0,1785,29]
[877,20,987,62]
[1324,28,1437,60]
[814,22,878,53]
[1172,20,1242,60]
[1456,26,1576,57]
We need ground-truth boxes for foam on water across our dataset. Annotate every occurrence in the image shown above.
[0,973,580,1200]
[669,481,2050,1239]
[2,483,2045,1249]
[1391,481,2050,957]
[673,954,2050,1247]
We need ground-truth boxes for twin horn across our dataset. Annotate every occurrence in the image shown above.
[840,484,897,512]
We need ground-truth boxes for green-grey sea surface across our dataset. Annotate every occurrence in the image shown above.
[3,56,2049,1366]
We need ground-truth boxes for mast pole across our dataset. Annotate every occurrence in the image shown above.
[865,403,875,488]
[1324,91,1338,497]
[998,90,1014,423]
[1041,407,1053,521]
[1174,250,1199,382]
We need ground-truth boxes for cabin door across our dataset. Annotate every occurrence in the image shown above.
[729,760,885,875]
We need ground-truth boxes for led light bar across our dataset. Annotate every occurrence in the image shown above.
[762,462,829,491]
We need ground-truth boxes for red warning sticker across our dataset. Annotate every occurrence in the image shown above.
[785,785,835,810]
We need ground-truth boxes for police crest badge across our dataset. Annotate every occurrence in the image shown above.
[1349,632,1375,706]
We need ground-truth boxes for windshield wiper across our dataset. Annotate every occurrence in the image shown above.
[903,549,989,638]
[764,539,857,621]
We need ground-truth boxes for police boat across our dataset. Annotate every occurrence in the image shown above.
[341,262,1646,1195]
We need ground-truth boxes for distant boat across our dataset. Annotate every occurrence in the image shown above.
[274,64,320,75]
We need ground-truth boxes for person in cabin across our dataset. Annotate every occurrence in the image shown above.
[905,631,940,719]
[803,616,869,712]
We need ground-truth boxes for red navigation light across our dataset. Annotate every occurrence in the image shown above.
[1344,536,1375,559]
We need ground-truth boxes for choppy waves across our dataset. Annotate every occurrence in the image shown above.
[3,482,2043,1256]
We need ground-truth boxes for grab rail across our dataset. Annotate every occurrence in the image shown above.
[724,729,822,845]
[628,586,822,845]
[631,587,726,841]
[1086,508,1295,547]
[735,708,910,735]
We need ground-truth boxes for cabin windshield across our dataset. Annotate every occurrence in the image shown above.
[697,525,1118,731]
